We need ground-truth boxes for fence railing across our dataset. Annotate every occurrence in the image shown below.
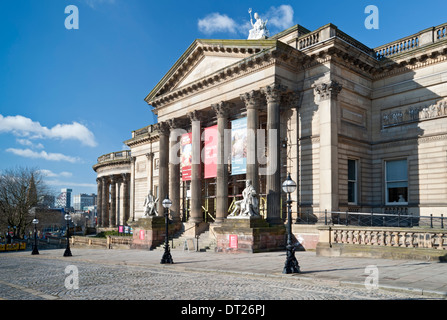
[296,210,445,229]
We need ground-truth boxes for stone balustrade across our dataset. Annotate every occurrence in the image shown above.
[97,150,131,164]
[375,23,447,60]
[324,226,446,250]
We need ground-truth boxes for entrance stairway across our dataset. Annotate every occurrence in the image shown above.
[153,228,216,252]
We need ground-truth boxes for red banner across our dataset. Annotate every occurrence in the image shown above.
[181,132,192,181]
[203,125,218,179]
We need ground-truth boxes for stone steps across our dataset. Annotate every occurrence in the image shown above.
[153,230,216,252]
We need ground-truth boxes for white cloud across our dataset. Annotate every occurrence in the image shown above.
[6,148,81,163]
[38,169,73,178]
[16,139,44,149]
[198,13,238,35]
[198,5,295,37]
[0,114,97,147]
[265,5,295,30]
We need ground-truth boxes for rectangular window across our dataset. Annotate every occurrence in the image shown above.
[348,159,357,204]
[385,159,408,204]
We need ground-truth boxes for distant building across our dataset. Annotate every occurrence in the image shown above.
[38,195,55,208]
[73,193,97,211]
[55,188,72,209]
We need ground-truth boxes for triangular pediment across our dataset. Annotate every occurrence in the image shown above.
[175,54,245,89]
[145,39,278,105]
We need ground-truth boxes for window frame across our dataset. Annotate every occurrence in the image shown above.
[385,158,409,205]
[347,159,358,205]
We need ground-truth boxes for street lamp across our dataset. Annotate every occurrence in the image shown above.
[63,213,72,257]
[282,173,300,274]
[31,217,39,255]
[160,196,173,264]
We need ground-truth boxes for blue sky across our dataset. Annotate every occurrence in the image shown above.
[0,0,445,198]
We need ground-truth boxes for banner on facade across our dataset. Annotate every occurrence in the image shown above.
[181,132,192,181]
[231,117,247,175]
[203,125,218,179]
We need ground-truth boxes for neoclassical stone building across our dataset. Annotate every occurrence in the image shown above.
[94,21,447,235]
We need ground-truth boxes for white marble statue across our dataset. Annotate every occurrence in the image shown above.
[248,8,269,40]
[229,180,260,218]
[143,192,158,216]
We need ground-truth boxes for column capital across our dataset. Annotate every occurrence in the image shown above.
[145,152,154,160]
[261,83,287,104]
[155,121,170,136]
[240,90,262,110]
[211,101,234,118]
[314,80,343,101]
[168,117,188,130]
[187,110,205,123]
[282,90,302,110]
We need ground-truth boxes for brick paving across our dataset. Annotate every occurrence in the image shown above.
[0,248,446,301]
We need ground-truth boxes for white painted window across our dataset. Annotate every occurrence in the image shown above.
[385,159,408,205]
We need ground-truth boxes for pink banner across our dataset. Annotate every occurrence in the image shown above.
[229,235,238,249]
[181,132,192,181]
[203,125,218,179]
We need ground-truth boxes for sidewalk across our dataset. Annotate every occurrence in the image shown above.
[11,247,447,298]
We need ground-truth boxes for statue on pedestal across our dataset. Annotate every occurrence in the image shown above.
[143,192,158,217]
[229,180,260,218]
[248,8,269,40]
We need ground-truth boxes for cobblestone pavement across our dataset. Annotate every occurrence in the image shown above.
[0,249,444,301]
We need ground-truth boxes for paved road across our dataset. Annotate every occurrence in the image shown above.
[1,248,445,302]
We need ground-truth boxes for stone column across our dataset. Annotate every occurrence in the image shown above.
[146,152,154,194]
[240,90,262,194]
[314,80,343,212]
[211,102,232,224]
[262,84,287,225]
[168,118,185,223]
[96,178,102,227]
[157,122,170,215]
[129,156,136,222]
[101,176,109,227]
[187,110,203,224]
[110,175,117,227]
[121,173,129,225]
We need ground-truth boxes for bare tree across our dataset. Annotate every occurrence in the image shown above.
[0,167,51,238]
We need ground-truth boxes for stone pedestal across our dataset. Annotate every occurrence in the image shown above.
[129,216,181,250]
[214,217,286,253]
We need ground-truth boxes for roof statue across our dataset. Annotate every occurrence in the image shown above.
[248,8,269,40]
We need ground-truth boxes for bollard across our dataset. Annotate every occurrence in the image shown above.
[442,214,444,229]
[430,214,433,228]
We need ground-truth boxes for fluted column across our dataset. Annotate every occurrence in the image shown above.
[96,178,102,227]
[156,121,170,215]
[187,110,203,224]
[262,84,287,225]
[240,90,262,194]
[121,173,130,225]
[212,102,232,224]
[101,176,109,227]
[314,80,343,212]
[110,175,117,227]
[168,118,186,223]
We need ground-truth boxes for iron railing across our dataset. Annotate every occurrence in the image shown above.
[296,210,445,229]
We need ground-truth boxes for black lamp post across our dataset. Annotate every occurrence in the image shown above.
[31,217,39,255]
[160,196,173,264]
[63,213,72,257]
[282,173,300,274]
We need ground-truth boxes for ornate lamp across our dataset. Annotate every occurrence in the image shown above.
[63,213,72,257]
[161,196,174,264]
[31,217,39,255]
[282,173,300,274]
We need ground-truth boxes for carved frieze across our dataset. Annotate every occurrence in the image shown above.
[381,98,447,128]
